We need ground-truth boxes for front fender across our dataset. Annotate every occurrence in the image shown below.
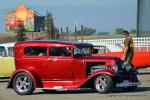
[79,70,116,87]
[7,68,42,88]
[89,70,115,78]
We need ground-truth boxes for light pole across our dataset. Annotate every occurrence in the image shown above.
[66,27,69,41]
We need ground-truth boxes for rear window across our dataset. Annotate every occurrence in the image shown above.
[8,47,14,56]
[24,47,47,56]
[0,46,7,56]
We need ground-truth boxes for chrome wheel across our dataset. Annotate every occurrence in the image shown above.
[16,75,30,93]
[95,76,107,92]
[94,74,113,93]
[13,73,34,95]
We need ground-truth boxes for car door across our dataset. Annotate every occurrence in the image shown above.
[2,57,15,77]
[23,46,49,79]
[47,47,73,80]
[2,47,15,77]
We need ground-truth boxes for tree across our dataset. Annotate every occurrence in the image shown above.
[73,26,96,36]
[83,27,96,36]
[16,24,27,41]
[54,27,60,39]
[45,11,55,39]
[115,28,124,35]
[97,31,110,35]
[130,29,137,34]
[54,27,59,34]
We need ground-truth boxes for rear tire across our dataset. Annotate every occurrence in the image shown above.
[12,72,35,95]
[94,74,113,93]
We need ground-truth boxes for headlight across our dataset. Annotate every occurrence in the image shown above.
[112,64,118,73]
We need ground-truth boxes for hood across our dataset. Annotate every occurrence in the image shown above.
[76,55,122,63]
[93,52,122,58]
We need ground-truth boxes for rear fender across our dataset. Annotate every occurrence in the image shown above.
[7,69,42,88]
[80,70,115,88]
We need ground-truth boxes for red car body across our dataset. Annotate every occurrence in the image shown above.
[7,40,140,95]
[93,52,150,68]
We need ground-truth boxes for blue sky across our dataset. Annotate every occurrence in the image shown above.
[0,0,137,33]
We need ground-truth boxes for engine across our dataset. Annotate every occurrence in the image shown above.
[86,60,124,77]
[86,62,107,76]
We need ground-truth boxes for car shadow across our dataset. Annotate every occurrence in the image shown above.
[139,72,150,75]
[132,87,150,92]
[112,87,150,93]
[33,89,97,95]
[32,87,150,95]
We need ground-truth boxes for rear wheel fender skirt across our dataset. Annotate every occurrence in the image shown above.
[7,69,42,88]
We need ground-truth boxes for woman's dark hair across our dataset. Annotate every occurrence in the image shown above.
[122,30,129,35]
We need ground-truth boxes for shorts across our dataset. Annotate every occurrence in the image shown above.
[124,52,134,64]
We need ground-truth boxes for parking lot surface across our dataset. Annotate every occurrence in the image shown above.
[0,69,150,100]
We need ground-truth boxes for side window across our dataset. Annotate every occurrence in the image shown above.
[49,47,71,57]
[8,47,14,57]
[0,46,7,56]
[24,47,47,56]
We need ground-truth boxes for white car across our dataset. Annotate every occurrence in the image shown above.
[92,43,122,54]
[0,42,15,57]
[0,42,16,78]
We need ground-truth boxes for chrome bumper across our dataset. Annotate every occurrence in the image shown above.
[116,80,141,88]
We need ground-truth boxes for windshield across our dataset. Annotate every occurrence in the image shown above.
[74,46,92,56]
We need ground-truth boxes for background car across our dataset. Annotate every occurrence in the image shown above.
[92,43,122,53]
[94,52,150,68]
[91,42,150,68]
[0,42,15,78]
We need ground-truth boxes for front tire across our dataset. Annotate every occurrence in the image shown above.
[12,72,35,95]
[94,74,113,93]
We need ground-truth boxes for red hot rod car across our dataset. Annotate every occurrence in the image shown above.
[8,40,140,95]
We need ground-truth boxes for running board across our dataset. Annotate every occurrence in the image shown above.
[37,87,91,91]
[116,80,141,88]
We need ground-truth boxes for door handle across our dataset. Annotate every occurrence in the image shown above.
[48,58,52,61]
[48,58,57,61]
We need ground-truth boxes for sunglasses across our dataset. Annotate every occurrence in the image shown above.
[123,33,127,35]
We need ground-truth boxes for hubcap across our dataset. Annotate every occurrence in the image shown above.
[95,76,107,92]
[15,75,30,93]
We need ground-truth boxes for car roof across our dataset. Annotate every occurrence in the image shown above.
[16,40,93,46]
[0,42,16,47]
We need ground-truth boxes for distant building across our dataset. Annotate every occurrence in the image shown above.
[5,5,45,32]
